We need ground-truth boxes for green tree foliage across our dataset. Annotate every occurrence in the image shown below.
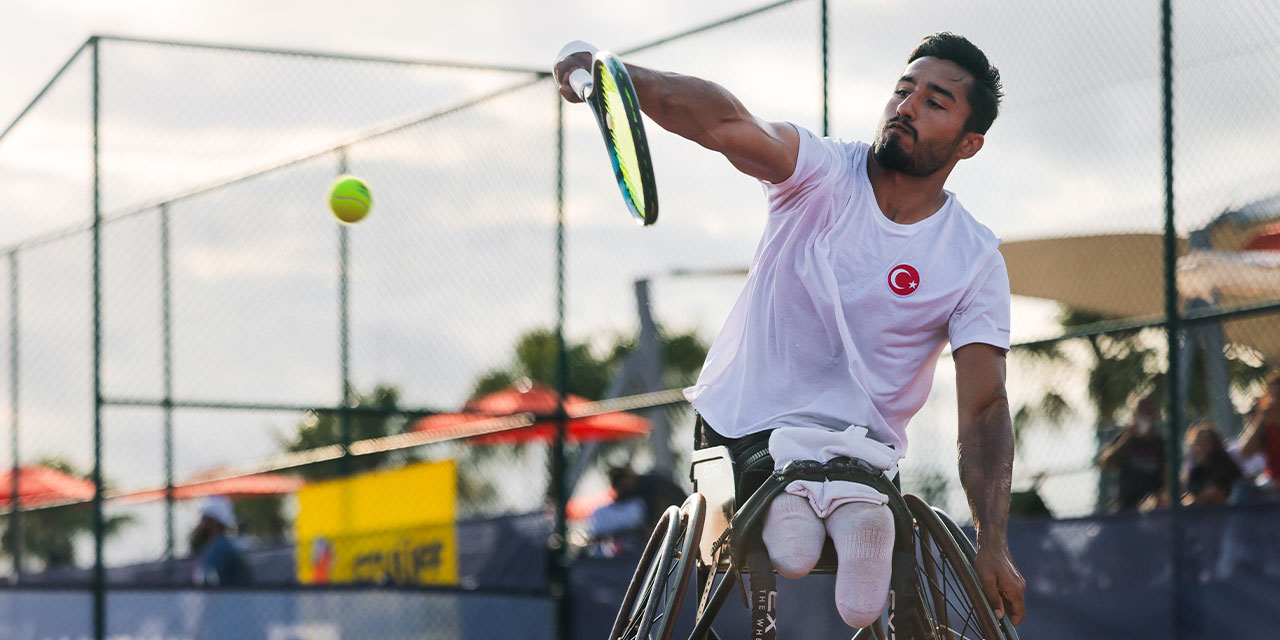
[1018,308,1269,433]
[252,384,417,543]
[458,326,709,516]
[0,458,133,571]
[267,328,709,520]
[470,326,708,401]
[231,496,289,546]
[282,384,412,482]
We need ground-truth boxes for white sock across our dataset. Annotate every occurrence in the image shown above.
[825,501,895,628]
[761,493,826,579]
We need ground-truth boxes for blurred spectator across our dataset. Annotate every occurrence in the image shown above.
[588,466,688,540]
[190,496,253,586]
[1097,393,1167,511]
[1239,371,1280,495]
[1181,420,1242,506]
[616,465,688,529]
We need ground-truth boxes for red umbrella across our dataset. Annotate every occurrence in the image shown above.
[411,382,650,444]
[0,465,96,509]
[1243,222,1280,252]
[117,471,304,504]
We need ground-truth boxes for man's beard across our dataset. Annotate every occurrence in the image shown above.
[871,125,956,177]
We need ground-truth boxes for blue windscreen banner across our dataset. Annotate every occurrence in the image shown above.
[569,501,1280,640]
[0,588,553,640]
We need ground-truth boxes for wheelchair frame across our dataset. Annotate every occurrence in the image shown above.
[606,452,1020,640]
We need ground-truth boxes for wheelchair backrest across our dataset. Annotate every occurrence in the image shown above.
[690,445,736,566]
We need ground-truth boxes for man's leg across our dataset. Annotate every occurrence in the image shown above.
[696,414,826,576]
[825,502,894,628]
[761,493,825,578]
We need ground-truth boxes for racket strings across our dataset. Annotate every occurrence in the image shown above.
[598,66,648,217]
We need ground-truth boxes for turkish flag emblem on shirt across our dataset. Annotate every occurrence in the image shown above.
[887,264,920,296]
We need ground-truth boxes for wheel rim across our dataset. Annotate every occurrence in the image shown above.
[612,494,706,640]
[905,495,1004,639]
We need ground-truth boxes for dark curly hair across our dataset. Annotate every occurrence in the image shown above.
[908,33,1003,135]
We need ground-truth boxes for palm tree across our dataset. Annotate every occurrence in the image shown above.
[230,385,418,544]
[282,384,414,481]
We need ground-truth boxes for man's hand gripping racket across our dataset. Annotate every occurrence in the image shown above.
[554,41,659,226]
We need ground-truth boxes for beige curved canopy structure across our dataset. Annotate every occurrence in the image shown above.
[1000,233,1183,320]
[1000,230,1280,363]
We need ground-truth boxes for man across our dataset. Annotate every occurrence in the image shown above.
[1097,393,1166,510]
[1182,420,1242,506]
[588,466,688,552]
[556,32,1025,626]
[609,465,688,530]
[190,495,252,586]
[1239,370,1280,492]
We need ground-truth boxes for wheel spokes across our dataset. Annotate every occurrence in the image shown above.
[915,529,987,639]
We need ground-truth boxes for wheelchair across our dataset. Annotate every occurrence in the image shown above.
[606,445,1021,640]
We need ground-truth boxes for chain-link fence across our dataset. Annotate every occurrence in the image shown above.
[1,0,1278,638]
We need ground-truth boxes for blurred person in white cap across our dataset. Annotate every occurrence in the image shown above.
[190,495,252,586]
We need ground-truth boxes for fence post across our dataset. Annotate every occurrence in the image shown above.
[8,251,20,582]
[552,91,572,640]
[338,148,353,477]
[160,203,176,577]
[1160,2,1185,639]
[90,34,107,640]
[821,0,829,137]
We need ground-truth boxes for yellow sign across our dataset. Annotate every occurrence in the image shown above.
[296,460,457,585]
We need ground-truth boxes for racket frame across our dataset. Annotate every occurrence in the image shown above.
[569,51,659,226]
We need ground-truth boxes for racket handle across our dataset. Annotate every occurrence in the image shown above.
[568,68,593,100]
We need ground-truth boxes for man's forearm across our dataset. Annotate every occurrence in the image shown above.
[958,395,1015,548]
[624,64,750,150]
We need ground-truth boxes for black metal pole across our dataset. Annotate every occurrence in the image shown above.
[338,149,353,477]
[1161,2,1184,639]
[90,35,106,640]
[1161,0,1181,507]
[160,204,175,577]
[552,93,572,640]
[1160,0,1181,504]
[821,0,829,137]
[8,251,20,581]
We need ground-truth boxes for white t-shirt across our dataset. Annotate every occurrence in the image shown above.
[684,125,1010,453]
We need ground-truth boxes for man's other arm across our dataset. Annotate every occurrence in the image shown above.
[954,342,1027,625]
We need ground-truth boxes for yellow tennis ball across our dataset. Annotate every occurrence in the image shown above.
[329,175,372,224]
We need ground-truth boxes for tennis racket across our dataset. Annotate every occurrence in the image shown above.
[557,42,659,226]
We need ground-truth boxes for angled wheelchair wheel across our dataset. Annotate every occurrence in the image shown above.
[608,493,706,640]
[904,494,1005,640]
[931,505,1021,640]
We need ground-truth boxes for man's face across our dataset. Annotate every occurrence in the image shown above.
[871,56,978,177]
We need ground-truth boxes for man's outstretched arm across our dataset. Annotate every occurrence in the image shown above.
[553,46,798,183]
[953,342,1027,625]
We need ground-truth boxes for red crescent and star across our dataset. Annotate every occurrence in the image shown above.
[887,264,920,296]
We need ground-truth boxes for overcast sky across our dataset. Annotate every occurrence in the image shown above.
[0,0,758,127]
